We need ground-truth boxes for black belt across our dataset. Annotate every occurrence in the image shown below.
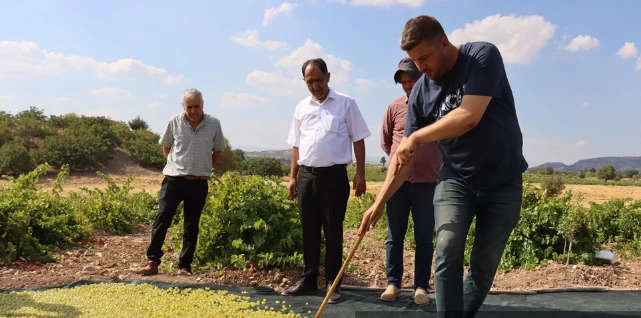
[300,164,346,174]
[172,175,209,180]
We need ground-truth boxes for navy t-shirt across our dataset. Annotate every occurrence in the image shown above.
[404,41,528,190]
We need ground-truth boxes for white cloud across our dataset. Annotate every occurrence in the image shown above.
[275,39,352,83]
[448,14,556,64]
[348,0,423,7]
[354,78,377,92]
[245,70,304,97]
[163,74,184,85]
[565,35,600,51]
[575,140,589,147]
[148,102,166,109]
[263,2,299,27]
[219,92,269,108]
[0,41,184,83]
[243,39,352,98]
[636,57,641,70]
[91,88,130,100]
[231,30,287,51]
[616,42,638,59]
[152,93,167,99]
[582,101,590,107]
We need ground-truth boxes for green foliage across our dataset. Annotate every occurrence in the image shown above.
[70,172,158,234]
[0,164,157,266]
[123,129,165,169]
[497,183,641,271]
[31,126,110,168]
[128,116,149,131]
[597,165,617,181]
[0,164,92,266]
[213,138,239,176]
[343,179,641,272]
[346,165,387,182]
[239,158,286,177]
[541,174,565,196]
[171,172,303,269]
[0,141,33,175]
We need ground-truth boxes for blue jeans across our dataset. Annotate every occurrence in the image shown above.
[433,175,522,318]
[385,181,436,291]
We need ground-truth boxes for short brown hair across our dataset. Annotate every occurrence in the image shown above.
[400,15,447,51]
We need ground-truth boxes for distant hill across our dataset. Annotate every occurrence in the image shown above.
[531,156,641,172]
[242,148,383,166]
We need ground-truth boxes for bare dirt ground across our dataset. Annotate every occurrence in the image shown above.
[1,153,640,292]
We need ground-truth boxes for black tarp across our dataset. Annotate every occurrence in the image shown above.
[2,280,640,317]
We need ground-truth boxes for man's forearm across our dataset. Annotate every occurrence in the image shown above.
[212,151,222,166]
[353,139,366,174]
[410,107,478,145]
[375,152,412,204]
[289,147,300,179]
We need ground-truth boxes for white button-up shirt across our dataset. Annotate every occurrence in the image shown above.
[287,89,371,167]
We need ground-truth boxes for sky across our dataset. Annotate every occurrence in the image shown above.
[1,0,640,167]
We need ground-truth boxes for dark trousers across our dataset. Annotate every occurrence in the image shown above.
[385,181,436,290]
[146,176,209,269]
[297,165,350,288]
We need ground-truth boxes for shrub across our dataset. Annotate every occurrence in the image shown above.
[239,158,286,177]
[0,164,92,266]
[70,172,158,234]
[171,172,302,269]
[123,129,165,169]
[128,116,149,131]
[0,141,32,175]
[31,127,110,168]
[541,174,565,196]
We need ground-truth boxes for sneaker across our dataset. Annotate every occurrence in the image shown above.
[414,288,430,305]
[136,260,158,276]
[380,285,401,302]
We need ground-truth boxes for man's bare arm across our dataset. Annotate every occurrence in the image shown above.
[162,146,170,158]
[409,95,491,145]
[289,147,300,179]
[212,150,222,166]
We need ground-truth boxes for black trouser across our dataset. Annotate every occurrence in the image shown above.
[146,176,209,269]
[297,165,350,288]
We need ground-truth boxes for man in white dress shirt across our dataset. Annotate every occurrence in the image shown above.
[281,58,371,304]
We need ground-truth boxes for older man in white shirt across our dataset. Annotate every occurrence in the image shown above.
[281,58,371,304]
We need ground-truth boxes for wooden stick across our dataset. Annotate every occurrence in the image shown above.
[315,163,405,318]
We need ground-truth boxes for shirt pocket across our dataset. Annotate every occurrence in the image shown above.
[321,114,344,133]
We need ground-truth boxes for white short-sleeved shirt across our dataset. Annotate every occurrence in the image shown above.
[287,89,371,167]
[159,113,226,177]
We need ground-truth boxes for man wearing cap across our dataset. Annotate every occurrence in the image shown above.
[374,57,442,305]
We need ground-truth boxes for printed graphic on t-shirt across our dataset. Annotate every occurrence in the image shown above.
[432,84,465,121]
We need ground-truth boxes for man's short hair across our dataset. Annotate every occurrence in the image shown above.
[301,58,328,76]
[400,15,447,52]
[182,88,203,103]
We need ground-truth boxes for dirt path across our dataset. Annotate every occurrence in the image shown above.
[1,225,640,292]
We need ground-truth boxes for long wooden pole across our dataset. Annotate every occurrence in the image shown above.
[315,164,404,318]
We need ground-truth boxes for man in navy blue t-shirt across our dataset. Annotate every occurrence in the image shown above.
[359,15,528,317]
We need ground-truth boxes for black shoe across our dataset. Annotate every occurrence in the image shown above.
[281,279,318,296]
